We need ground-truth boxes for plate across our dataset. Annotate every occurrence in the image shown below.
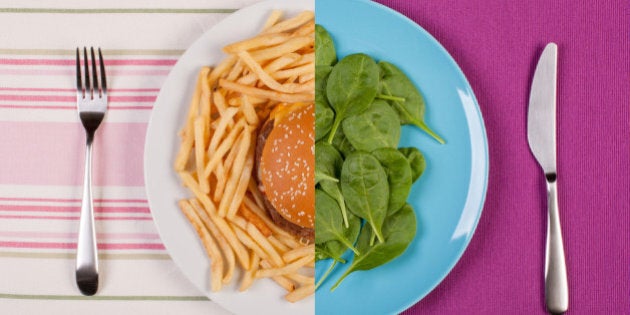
[314,0,488,314]
[144,1,314,314]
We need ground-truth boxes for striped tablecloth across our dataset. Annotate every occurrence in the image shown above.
[0,1,253,313]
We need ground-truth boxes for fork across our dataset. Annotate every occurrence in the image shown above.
[75,47,107,296]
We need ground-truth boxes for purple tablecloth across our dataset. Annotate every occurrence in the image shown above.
[372,1,629,314]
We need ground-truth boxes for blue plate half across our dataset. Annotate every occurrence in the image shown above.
[314,0,489,314]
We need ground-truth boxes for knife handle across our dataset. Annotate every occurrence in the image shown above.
[544,174,568,314]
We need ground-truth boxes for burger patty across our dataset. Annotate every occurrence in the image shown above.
[255,117,314,242]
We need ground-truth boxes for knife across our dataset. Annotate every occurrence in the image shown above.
[527,43,568,314]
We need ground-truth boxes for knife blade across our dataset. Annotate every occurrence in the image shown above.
[527,42,569,314]
[528,43,557,174]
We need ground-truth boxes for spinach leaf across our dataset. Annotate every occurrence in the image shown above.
[314,213,362,289]
[342,100,401,152]
[330,125,355,158]
[315,66,334,141]
[315,189,359,255]
[315,142,349,227]
[315,24,336,67]
[371,148,412,214]
[379,61,445,144]
[315,100,334,142]
[398,147,426,183]
[316,242,346,263]
[325,54,379,143]
[340,151,389,243]
[331,203,417,291]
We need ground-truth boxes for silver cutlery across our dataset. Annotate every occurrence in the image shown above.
[75,47,107,296]
[527,42,568,314]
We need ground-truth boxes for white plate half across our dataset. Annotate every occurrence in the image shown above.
[144,1,314,314]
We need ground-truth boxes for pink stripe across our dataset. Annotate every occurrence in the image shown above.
[0,205,149,213]
[0,121,146,186]
[0,231,160,240]
[0,59,176,66]
[0,104,152,110]
[0,95,156,102]
[0,87,161,93]
[0,197,147,203]
[0,215,153,221]
[0,241,165,250]
[0,69,170,76]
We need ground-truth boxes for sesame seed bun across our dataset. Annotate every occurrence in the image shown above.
[255,103,314,242]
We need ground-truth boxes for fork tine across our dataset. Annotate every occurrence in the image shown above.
[90,47,99,97]
[83,47,91,99]
[76,48,83,99]
[98,48,107,94]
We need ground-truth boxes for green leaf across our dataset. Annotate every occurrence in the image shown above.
[331,204,417,291]
[371,148,413,215]
[379,61,444,144]
[342,100,401,152]
[325,54,379,143]
[314,189,359,255]
[340,151,389,243]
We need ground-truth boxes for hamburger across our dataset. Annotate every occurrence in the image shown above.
[255,102,314,242]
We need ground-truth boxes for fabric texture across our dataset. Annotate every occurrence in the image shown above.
[372,0,629,314]
[0,1,244,314]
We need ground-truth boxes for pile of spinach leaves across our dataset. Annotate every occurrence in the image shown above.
[315,25,441,291]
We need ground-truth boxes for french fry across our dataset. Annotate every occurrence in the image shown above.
[239,253,260,291]
[260,260,295,292]
[285,284,314,302]
[256,255,313,278]
[239,204,272,237]
[214,131,245,202]
[243,195,293,238]
[203,119,246,179]
[292,21,315,36]
[219,79,313,103]
[273,63,314,80]
[224,33,293,54]
[179,172,250,270]
[212,89,229,116]
[175,10,314,302]
[208,54,237,87]
[174,69,204,171]
[227,59,245,82]
[249,36,313,62]
[262,11,313,34]
[247,180,267,211]
[217,129,250,217]
[282,244,314,263]
[200,66,212,135]
[267,235,290,253]
[247,223,284,267]
[262,10,283,30]
[193,116,209,193]
[190,199,236,284]
[226,146,255,219]
[240,95,260,126]
[292,52,314,67]
[232,224,271,265]
[238,51,308,94]
[285,273,314,286]
[207,107,238,156]
[179,200,223,292]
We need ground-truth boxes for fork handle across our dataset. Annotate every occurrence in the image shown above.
[544,174,568,314]
[76,136,99,295]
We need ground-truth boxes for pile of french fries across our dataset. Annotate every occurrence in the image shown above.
[174,10,315,302]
